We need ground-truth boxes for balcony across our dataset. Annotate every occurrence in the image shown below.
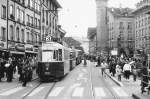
[136,0,150,9]
[15,0,26,8]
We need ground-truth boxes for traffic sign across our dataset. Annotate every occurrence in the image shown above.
[46,35,52,41]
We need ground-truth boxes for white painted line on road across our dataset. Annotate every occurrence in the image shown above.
[28,87,44,96]
[77,73,84,80]
[72,87,84,97]
[113,87,128,97]
[94,87,106,97]
[22,92,28,97]
[49,87,64,96]
[0,87,24,96]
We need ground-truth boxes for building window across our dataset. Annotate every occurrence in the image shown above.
[10,25,14,40]
[16,27,19,41]
[27,32,29,42]
[38,19,40,27]
[35,18,37,27]
[1,27,6,41]
[46,11,48,25]
[16,8,20,21]
[35,34,37,42]
[27,14,30,25]
[30,0,33,8]
[37,4,40,12]
[20,11,24,22]
[21,29,24,42]
[1,5,6,19]
[28,0,30,6]
[42,8,45,22]
[31,33,34,42]
[21,10,24,23]
[31,16,33,26]
[10,5,13,16]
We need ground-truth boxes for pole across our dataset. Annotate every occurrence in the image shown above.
[6,0,9,51]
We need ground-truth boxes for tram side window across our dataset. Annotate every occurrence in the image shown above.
[58,49,62,61]
[64,49,69,60]
[53,50,59,61]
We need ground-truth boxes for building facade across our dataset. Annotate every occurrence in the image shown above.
[87,27,96,56]
[0,0,8,58]
[0,0,62,59]
[95,0,109,55]
[41,0,61,42]
[107,8,135,57]
[132,0,150,56]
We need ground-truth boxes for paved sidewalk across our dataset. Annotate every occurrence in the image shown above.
[105,69,150,99]
[1,69,38,83]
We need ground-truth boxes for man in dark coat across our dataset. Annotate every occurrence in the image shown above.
[0,58,5,82]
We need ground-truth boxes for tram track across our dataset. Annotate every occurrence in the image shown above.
[22,81,57,99]
[89,63,119,99]
[0,77,39,94]
[44,82,56,99]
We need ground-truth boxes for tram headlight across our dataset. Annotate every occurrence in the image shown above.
[45,63,49,70]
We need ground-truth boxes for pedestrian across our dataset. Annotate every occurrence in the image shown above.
[123,61,131,80]
[5,57,13,82]
[22,59,32,87]
[18,58,23,82]
[101,60,107,77]
[111,60,116,77]
[0,58,4,82]
[83,56,87,66]
[97,56,101,67]
[116,63,122,81]
[132,64,137,81]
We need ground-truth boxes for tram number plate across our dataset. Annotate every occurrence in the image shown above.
[45,72,50,75]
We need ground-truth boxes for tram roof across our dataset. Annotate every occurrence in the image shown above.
[42,42,66,50]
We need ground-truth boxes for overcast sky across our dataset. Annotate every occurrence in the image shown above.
[57,0,141,37]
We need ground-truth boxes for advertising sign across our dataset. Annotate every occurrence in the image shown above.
[111,50,118,55]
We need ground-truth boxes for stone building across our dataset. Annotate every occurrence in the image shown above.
[132,0,150,55]
[107,8,135,57]
[95,0,109,55]
[87,27,96,56]
[0,0,62,59]
[0,0,8,58]
[41,0,61,42]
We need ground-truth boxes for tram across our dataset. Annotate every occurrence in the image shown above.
[37,42,70,81]
[69,48,76,70]
[75,49,82,65]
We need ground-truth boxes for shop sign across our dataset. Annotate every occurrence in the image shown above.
[33,48,38,52]
[111,50,118,55]
[15,44,25,52]
[0,42,4,47]
[26,47,33,51]
[9,45,16,51]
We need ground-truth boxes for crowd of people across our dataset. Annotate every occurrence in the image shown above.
[85,54,149,93]
[0,53,37,87]
[94,55,150,93]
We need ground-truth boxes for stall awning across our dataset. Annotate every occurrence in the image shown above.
[10,51,25,55]
[25,51,38,54]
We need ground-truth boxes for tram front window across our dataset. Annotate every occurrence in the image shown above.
[42,50,53,62]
